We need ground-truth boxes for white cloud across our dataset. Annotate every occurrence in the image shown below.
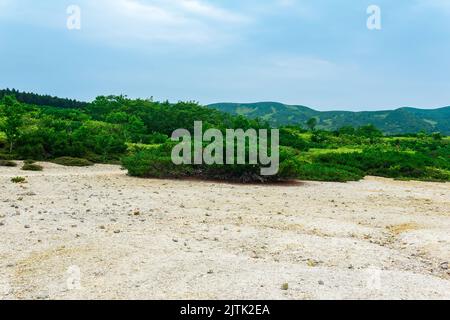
[80,0,249,45]
[0,0,249,46]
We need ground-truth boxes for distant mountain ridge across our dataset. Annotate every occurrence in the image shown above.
[208,102,450,135]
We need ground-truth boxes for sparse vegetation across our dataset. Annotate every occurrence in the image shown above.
[11,176,26,183]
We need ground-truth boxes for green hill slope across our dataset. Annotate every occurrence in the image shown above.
[208,102,450,135]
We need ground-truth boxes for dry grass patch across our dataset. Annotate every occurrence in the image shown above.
[387,223,420,235]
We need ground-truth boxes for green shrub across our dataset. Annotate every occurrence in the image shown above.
[122,142,301,183]
[314,148,450,181]
[21,163,43,171]
[52,157,94,167]
[11,176,26,183]
[0,132,6,148]
[297,163,364,182]
[0,160,17,167]
[23,159,36,165]
[279,128,310,151]
[123,150,192,179]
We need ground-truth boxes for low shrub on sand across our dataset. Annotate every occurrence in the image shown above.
[21,163,43,171]
[11,176,26,183]
[0,160,17,167]
[52,157,93,167]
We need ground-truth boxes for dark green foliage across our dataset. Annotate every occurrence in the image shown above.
[144,132,169,144]
[306,118,317,131]
[21,163,43,171]
[87,96,267,137]
[0,88,88,109]
[52,157,93,167]
[0,152,16,160]
[122,144,192,179]
[0,95,24,153]
[311,131,328,144]
[337,126,356,135]
[356,124,383,138]
[279,128,310,151]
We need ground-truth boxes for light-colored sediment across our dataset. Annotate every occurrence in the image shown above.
[0,161,449,300]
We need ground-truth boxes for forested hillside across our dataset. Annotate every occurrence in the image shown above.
[209,102,450,135]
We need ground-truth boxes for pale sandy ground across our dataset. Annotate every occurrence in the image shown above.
[0,161,449,300]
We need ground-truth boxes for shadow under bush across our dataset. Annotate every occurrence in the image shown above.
[52,157,94,167]
[0,159,17,167]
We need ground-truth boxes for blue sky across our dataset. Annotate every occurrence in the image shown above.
[1,0,450,110]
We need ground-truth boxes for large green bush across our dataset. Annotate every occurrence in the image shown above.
[122,142,301,183]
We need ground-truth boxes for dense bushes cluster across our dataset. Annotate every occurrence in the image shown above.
[122,142,301,183]
[1,95,268,162]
